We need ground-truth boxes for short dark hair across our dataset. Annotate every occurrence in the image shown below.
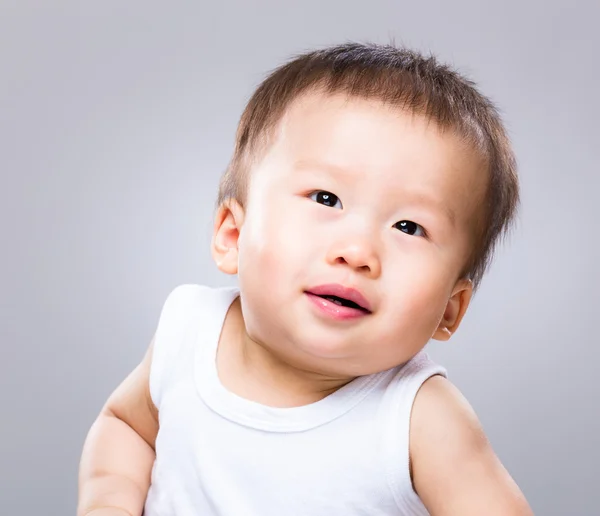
[218,42,519,290]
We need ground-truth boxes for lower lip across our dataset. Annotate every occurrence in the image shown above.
[305,292,370,321]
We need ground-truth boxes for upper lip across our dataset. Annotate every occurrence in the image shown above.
[306,284,372,312]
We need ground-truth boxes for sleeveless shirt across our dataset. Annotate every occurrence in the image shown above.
[144,284,446,516]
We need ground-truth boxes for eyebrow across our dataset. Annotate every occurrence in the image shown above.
[404,191,457,227]
[293,159,457,227]
[293,159,353,178]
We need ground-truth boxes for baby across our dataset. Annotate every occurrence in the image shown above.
[78,43,532,515]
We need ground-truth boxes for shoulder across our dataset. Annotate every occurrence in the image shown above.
[149,283,238,405]
[410,375,532,515]
[159,283,238,319]
[411,375,486,455]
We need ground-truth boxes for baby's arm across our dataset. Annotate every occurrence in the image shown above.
[410,375,533,516]
[77,337,158,516]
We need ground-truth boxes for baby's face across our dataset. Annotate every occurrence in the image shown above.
[233,92,487,377]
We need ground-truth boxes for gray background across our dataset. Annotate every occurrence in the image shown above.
[0,1,598,514]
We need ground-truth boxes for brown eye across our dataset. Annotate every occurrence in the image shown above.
[310,191,342,209]
[394,220,425,237]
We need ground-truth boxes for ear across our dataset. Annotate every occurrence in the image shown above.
[432,279,473,342]
[211,199,245,275]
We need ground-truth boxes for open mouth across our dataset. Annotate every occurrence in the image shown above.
[305,284,372,318]
[315,294,370,312]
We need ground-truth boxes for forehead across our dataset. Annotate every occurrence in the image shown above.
[257,92,488,221]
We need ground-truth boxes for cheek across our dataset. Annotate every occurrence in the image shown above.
[236,200,314,342]
[383,253,451,325]
[246,196,319,258]
[238,199,310,284]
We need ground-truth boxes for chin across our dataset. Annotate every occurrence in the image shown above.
[296,341,351,361]
[288,331,364,364]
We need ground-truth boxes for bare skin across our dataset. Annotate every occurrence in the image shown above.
[410,376,532,515]
[77,340,157,516]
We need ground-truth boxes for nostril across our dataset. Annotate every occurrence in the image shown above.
[334,256,374,273]
[329,246,380,277]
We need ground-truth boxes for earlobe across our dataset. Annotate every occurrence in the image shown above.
[211,200,244,275]
[432,279,473,342]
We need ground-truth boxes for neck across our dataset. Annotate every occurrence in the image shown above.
[217,299,354,408]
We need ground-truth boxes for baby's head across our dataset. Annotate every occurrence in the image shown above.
[211,43,518,378]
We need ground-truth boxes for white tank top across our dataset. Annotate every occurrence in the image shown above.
[144,284,446,516]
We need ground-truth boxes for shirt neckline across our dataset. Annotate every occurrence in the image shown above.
[194,287,393,433]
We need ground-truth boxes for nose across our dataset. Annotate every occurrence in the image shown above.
[326,234,382,279]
